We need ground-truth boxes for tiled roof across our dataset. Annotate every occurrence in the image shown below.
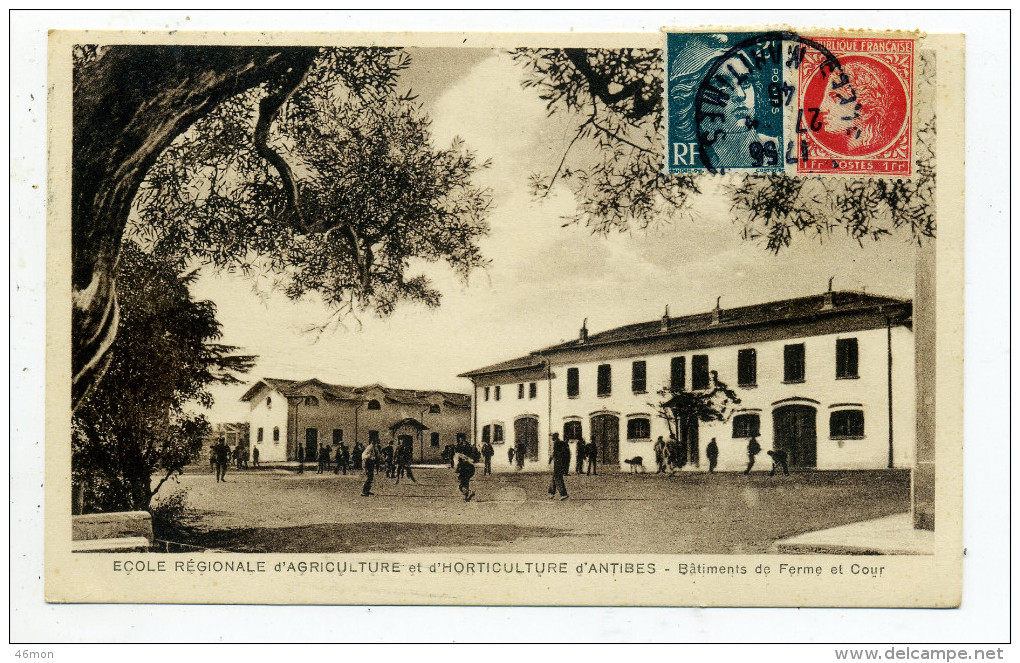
[536,291,909,354]
[241,377,469,407]
[240,378,297,401]
[457,354,547,378]
[459,291,911,376]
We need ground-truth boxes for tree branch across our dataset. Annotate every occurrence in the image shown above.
[542,117,592,198]
[254,63,371,291]
[254,64,311,229]
[590,120,657,156]
[563,49,641,107]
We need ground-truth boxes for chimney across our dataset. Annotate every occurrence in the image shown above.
[711,296,721,325]
[579,318,588,344]
[660,305,670,332]
[822,277,835,310]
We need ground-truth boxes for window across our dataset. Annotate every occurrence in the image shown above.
[529,382,537,399]
[368,430,380,444]
[304,395,319,406]
[626,417,651,440]
[257,427,264,442]
[597,364,612,396]
[563,420,582,441]
[784,343,806,383]
[631,360,647,393]
[732,413,760,438]
[272,426,280,442]
[367,399,381,410]
[737,348,757,386]
[332,429,343,445]
[456,433,467,445]
[428,404,441,414]
[493,423,504,443]
[566,367,580,397]
[830,410,865,439]
[430,432,440,447]
[692,354,710,390]
[494,386,501,401]
[266,396,272,409]
[484,387,490,401]
[518,383,525,399]
[481,425,491,444]
[836,338,859,379]
[670,356,686,391]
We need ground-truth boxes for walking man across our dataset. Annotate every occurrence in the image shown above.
[744,436,762,475]
[213,437,230,483]
[381,440,396,479]
[515,442,526,471]
[361,438,381,496]
[481,439,494,476]
[548,433,570,500]
[252,445,260,468]
[335,443,348,475]
[653,436,666,473]
[705,438,718,474]
[665,436,681,474]
[394,438,418,484]
[296,444,304,474]
[573,437,584,475]
[585,437,598,476]
[453,451,476,502]
[767,448,790,476]
[351,441,364,472]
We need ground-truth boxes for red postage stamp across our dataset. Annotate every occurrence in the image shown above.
[795,36,914,176]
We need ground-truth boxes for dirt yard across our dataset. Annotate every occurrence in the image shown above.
[159,465,910,554]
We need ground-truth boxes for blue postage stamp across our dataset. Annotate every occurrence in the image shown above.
[665,31,786,174]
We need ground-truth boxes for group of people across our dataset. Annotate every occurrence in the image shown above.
[652,436,693,474]
[291,438,420,484]
[744,437,790,476]
[571,437,600,476]
[213,431,791,499]
[357,437,420,497]
[208,439,255,482]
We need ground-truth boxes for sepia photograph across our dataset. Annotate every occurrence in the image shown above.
[39,20,969,611]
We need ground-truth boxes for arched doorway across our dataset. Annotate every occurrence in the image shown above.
[772,405,817,468]
[514,416,539,462]
[590,413,620,465]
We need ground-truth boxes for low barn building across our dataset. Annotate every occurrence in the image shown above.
[241,378,471,464]
[459,290,914,473]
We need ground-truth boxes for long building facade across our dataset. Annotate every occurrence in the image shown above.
[459,290,914,473]
[241,378,471,464]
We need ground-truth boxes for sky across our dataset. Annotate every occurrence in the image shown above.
[193,47,917,423]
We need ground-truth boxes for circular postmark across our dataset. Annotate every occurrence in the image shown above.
[693,32,846,173]
[800,54,909,158]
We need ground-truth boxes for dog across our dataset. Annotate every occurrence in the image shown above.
[623,456,646,473]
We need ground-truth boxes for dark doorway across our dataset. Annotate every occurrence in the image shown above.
[590,414,620,465]
[682,420,700,466]
[514,417,539,461]
[772,405,817,468]
[305,428,318,461]
[397,434,414,462]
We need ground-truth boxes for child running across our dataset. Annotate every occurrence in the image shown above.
[453,451,476,502]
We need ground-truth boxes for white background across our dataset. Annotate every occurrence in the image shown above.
[8,8,1012,650]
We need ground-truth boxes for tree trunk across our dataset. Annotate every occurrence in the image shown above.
[72,45,319,408]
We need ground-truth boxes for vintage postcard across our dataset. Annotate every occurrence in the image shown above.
[47,26,963,607]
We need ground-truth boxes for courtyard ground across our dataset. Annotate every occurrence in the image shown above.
[159,466,910,554]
